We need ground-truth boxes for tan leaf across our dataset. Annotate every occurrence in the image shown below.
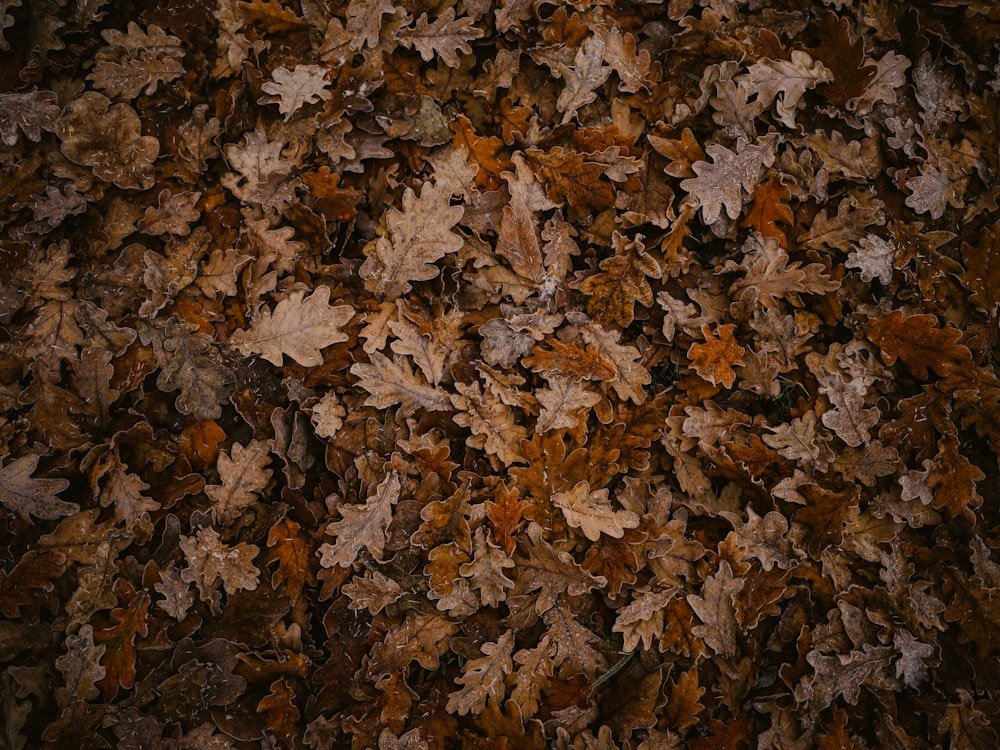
[179,527,261,602]
[556,36,612,123]
[459,528,515,607]
[394,8,484,68]
[229,286,354,367]
[612,587,681,652]
[351,351,452,415]
[741,51,832,128]
[342,569,403,616]
[319,471,401,569]
[259,64,332,119]
[511,635,556,718]
[534,376,601,433]
[451,380,527,465]
[205,440,272,525]
[446,631,514,716]
[764,411,831,469]
[360,181,465,300]
[552,480,640,542]
[137,189,202,236]
[680,135,777,224]
[687,560,743,658]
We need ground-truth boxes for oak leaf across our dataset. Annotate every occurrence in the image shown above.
[612,586,680,652]
[351,351,452,415]
[741,51,832,128]
[156,317,232,421]
[680,135,777,224]
[360,181,465,300]
[259,64,332,119]
[0,455,76,523]
[342,569,402,615]
[179,527,261,603]
[93,581,150,697]
[552,481,640,542]
[450,380,526,465]
[229,286,354,367]
[534,376,601,434]
[56,92,159,190]
[205,439,272,525]
[521,147,616,215]
[798,645,898,710]
[258,678,300,746]
[865,311,972,378]
[394,8,484,69]
[368,612,459,678]
[513,523,605,615]
[0,91,61,146]
[446,630,514,716]
[580,233,659,327]
[319,471,401,569]
[928,435,985,522]
[460,527,515,607]
[556,36,611,123]
[687,324,744,389]
[688,561,743,658]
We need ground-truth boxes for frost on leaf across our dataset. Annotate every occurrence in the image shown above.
[180,527,261,603]
[360,181,465,300]
[394,8,484,69]
[680,135,777,224]
[259,65,332,119]
[229,286,354,367]
[319,471,401,569]
[0,91,61,146]
[0,455,76,523]
[552,481,640,542]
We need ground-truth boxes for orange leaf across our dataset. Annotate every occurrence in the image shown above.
[257,678,300,745]
[94,580,150,698]
[176,419,225,469]
[302,167,365,222]
[485,481,527,556]
[687,324,745,389]
[451,114,509,190]
[741,177,794,247]
[266,517,317,607]
[522,147,615,215]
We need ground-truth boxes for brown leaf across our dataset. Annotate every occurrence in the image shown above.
[446,630,514,716]
[56,92,159,190]
[0,455,75,523]
[688,560,743,658]
[866,311,972,379]
[522,147,616,215]
[93,580,150,697]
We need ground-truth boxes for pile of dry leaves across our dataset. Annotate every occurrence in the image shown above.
[1,0,999,747]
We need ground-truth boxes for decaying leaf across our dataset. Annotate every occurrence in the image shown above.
[5,2,1000,746]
